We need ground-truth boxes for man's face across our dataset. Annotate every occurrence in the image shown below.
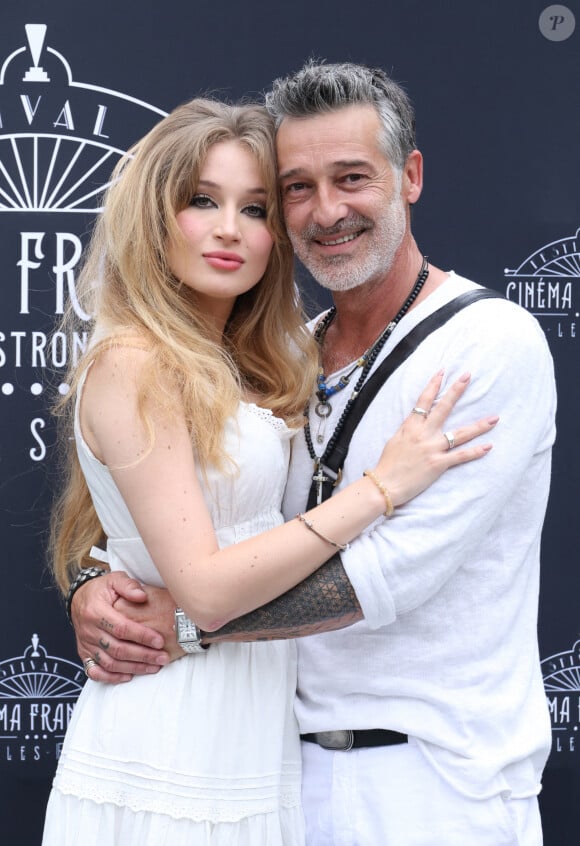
[276,104,407,292]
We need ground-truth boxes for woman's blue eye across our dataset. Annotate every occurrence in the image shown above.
[244,204,267,218]
[190,194,214,208]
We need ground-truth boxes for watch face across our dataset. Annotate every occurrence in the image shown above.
[177,616,195,640]
[175,610,204,651]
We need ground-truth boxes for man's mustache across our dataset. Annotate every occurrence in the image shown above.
[298,216,373,241]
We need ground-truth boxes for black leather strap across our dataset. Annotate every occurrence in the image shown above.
[306,287,503,509]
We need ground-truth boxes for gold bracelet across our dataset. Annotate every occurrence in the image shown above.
[363,470,394,517]
[295,513,350,552]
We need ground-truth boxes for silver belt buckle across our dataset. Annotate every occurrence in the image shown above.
[315,730,354,751]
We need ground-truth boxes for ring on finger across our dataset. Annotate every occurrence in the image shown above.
[443,431,455,450]
[83,657,97,677]
[411,407,429,418]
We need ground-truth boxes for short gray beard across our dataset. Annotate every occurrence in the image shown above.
[289,194,407,292]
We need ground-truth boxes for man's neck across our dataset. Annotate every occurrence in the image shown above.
[320,245,447,374]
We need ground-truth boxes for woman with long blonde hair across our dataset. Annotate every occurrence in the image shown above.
[43,98,495,845]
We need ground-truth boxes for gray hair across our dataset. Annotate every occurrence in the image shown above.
[265,60,416,171]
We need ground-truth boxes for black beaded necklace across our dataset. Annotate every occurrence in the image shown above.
[305,256,429,502]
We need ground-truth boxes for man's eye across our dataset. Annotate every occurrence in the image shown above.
[189,194,215,208]
[284,182,307,193]
[244,204,267,218]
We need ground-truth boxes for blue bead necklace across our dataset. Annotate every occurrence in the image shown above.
[315,353,368,419]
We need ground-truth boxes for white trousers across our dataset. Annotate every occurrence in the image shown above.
[301,737,543,846]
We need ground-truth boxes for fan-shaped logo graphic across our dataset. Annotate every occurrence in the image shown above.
[504,229,579,340]
[541,640,580,753]
[0,23,166,213]
[0,24,167,461]
[0,635,84,774]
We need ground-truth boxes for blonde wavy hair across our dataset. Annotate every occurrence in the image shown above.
[50,97,318,593]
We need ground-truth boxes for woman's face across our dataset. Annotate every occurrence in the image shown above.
[167,140,274,328]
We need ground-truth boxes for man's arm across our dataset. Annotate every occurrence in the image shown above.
[72,554,362,681]
[201,553,362,644]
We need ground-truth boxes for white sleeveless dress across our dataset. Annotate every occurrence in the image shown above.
[42,391,304,846]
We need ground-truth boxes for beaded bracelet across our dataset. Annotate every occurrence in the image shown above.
[363,470,395,517]
[296,513,350,552]
[65,566,107,622]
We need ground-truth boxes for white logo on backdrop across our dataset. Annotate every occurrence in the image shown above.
[0,24,166,213]
[541,640,580,753]
[0,24,167,459]
[0,635,84,772]
[504,228,580,340]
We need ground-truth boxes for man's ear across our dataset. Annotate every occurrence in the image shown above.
[403,150,423,205]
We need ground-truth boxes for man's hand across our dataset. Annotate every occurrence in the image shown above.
[71,571,180,683]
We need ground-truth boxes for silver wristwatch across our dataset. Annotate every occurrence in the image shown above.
[174,607,208,653]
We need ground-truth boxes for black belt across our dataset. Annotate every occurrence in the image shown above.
[300,729,408,751]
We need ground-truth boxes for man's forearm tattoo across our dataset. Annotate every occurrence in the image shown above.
[202,553,362,644]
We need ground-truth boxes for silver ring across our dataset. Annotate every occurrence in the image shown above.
[83,658,97,677]
[443,431,455,450]
[411,407,429,418]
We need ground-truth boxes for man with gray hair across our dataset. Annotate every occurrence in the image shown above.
[68,61,555,845]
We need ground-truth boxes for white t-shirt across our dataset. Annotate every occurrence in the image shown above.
[283,273,556,800]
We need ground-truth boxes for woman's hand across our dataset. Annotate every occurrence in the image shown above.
[373,371,498,507]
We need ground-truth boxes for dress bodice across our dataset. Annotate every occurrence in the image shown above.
[75,388,296,586]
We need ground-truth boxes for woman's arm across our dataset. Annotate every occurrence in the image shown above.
[82,347,496,632]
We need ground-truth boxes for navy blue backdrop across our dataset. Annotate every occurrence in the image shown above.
[0,2,578,843]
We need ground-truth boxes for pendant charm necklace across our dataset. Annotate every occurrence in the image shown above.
[306,256,430,502]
